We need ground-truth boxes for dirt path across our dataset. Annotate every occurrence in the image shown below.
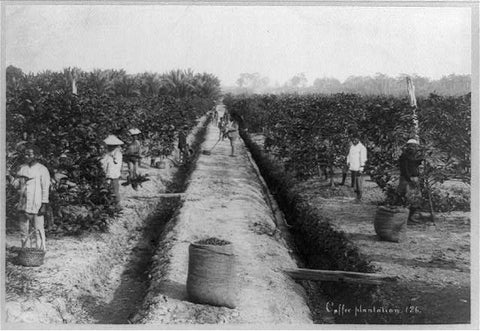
[4,118,204,324]
[133,106,313,325]
[5,162,170,324]
[294,175,471,324]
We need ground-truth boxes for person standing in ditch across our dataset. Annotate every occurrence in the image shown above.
[10,145,50,250]
[101,135,124,207]
[225,117,240,157]
[178,125,189,164]
[398,138,424,224]
[346,133,367,201]
[125,128,142,185]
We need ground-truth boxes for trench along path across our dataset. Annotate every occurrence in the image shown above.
[133,105,313,324]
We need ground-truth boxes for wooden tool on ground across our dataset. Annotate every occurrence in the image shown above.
[202,139,221,155]
[284,268,399,285]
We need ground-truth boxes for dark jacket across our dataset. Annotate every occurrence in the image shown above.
[399,147,424,181]
[178,130,187,149]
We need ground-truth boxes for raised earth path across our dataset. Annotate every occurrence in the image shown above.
[133,105,312,324]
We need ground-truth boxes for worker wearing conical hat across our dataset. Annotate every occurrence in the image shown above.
[101,135,124,206]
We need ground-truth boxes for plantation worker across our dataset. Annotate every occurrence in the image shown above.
[346,134,367,201]
[339,141,353,186]
[225,118,240,157]
[101,135,124,206]
[125,128,142,183]
[212,107,219,125]
[11,145,50,250]
[398,138,424,224]
[178,125,189,163]
[218,115,227,141]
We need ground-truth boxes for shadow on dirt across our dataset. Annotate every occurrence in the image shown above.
[78,197,181,324]
[76,117,210,324]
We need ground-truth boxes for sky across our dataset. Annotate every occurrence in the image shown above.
[5,4,472,87]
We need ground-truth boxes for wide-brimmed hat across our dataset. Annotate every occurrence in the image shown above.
[407,139,419,145]
[54,173,68,181]
[103,135,124,145]
[129,128,141,135]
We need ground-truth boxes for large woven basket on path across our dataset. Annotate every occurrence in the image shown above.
[17,229,46,267]
[374,206,409,243]
[186,238,236,308]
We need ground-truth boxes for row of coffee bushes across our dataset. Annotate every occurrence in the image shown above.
[238,129,401,323]
[225,93,470,211]
[6,68,219,235]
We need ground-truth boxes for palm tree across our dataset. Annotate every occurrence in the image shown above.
[160,69,195,98]
[137,72,161,97]
[113,73,140,97]
[86,69,115,96]
[192,73,221,100]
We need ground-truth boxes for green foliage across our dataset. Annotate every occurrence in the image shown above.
[241,130,372,273]
[6,66,220,236]
[225,92,470,210]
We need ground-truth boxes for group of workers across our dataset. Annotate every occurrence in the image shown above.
[9,104,423,254]
[340,133,424,223]
[212,108,239,156]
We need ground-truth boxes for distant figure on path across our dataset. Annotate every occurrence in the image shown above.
[218,115,227,141]
[397,138,424,224]
[125,128,142,184]
[101,135,124,206]
[225,118,239,157]
[178,125,189,164]
[346,134,367,201]
[11,145,50,250]
[212,106,219,125]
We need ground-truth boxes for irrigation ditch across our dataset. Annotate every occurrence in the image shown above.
[5,116,209,324]
[240,128,412,324]
[6,108,468,325]
[75,116,210,324]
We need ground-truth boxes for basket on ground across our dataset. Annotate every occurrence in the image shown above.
[374,206,408,243]
[186,237,236,308]
[17,229,46,267]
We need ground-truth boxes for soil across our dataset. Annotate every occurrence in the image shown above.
[298,178,471,324]
[4,109,313,326]
[4,109,472,326]
[132,106,312,324]
[252,134,471,324]
[4,119,202,324]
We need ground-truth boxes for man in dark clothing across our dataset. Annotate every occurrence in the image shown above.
[398,138,424,223]
[178,125,189,164]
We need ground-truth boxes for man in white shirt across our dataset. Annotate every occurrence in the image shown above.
[101,135,124,206]
[346,134,367,201]
[12,146,50,250]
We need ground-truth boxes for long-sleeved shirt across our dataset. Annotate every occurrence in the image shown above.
[15,163,50,214]
[346,142,367,171]
[399,148,424,181]
[101,147,123,179]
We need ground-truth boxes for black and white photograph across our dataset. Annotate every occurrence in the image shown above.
[2,1,478,328]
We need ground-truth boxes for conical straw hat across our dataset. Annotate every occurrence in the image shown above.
[129,128,141,135]
[103,135,124,145]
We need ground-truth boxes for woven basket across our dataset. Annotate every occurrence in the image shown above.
[374,206,408,243]
[18,229,46,267]
[186,239,236,308]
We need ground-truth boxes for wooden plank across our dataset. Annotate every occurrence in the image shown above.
[284,268,398,285]
[127,193,186,200]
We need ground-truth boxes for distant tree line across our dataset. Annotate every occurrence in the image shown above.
[7,66,222,101]
[224,73,470,97]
